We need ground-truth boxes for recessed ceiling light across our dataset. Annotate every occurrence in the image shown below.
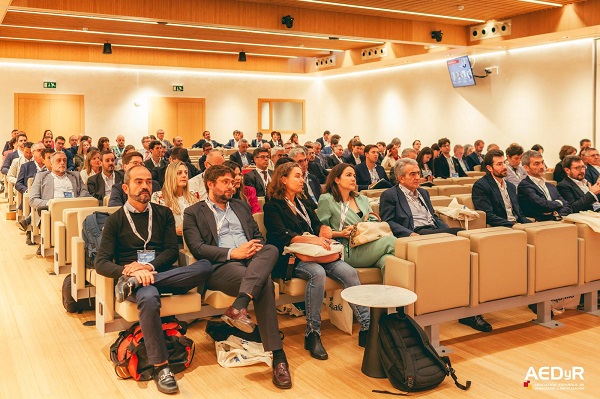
[519,0,562,6]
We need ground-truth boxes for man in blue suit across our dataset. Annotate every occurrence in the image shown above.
[251,132,268,147]
[465,139,485,171]
[518,150,572,221]
[472,149,531,227]
[225,130,242,149]
[355,144,391,190]
[584,147,600,184]
[380,158,491,332]
[1,132,27,175]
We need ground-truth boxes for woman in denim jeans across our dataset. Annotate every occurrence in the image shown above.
[263,161,370,361]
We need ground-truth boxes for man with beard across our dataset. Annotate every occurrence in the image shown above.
[557,155,600,213]
[95,166,212,395]
[472,149,531,227]
[183,164,292,389]
[87,150,121,204]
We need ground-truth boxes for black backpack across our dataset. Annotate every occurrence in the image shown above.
[62,274,94,313]
[82,211,111,269]
[377,310,471,393]
[110,317,195,381]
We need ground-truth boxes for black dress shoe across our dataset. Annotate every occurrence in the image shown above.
[272,362,292,389]
[154,366,179,394]
[25,231,35,246]
[358,330,368,348]
[115,276,138,303]
[458,315,492,332]
[304,331,328,360]
[36,245,41,256]
[221,306,256,334]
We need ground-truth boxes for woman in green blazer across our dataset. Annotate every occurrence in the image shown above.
[317,163,396,275]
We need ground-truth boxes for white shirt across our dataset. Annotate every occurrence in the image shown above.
[188,172,207,201]
[256,167,270,187]
[493,177,516,222]
[8,156,30,184]
[529,175,562,205]
[101,172,115,197]
[51,172,74,199]
[444,154,456,175]
[569,177,599,203]
[353,155,362,165]
[398,184,434,228]
[367,164,379,184]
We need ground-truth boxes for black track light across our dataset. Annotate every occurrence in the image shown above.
[238,51,247,62]
[102,41,112,54]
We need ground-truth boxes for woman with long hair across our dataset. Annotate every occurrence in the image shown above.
[97,136,111,152]
[416,147,434,183]
[80,149,101,184]
[269,131,284,147]
[73,138,91,171]
[317,163,395,273]
[553,145,577,183]
[288,133,299,147]
[151,161,199,238]
[223,160,260,214]
[263,162,370,360]
[381,143,399,170]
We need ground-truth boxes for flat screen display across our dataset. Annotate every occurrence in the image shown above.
[447,56,476,88]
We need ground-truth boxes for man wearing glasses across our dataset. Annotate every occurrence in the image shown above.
[289,146,321,208]
[244,147,272,197]
[584,147,600,184]
[557,155,600,213]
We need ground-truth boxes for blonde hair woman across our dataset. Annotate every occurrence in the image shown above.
[151,161,199,238]
[79,149,100,184]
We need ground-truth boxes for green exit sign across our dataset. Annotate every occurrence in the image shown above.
[173,85,184,92]
[43,81,57,89]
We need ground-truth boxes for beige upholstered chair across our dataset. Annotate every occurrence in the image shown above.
[451,177,480,185]
[361,189,386,198]
[458,227,528,304]
[40,197,99,258]
[429,196,454,207]
[466,171,485,177]
[432,178,454,186]
[436,185,471,196]
[420,186,438,196]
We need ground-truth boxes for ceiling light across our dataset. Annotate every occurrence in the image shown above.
[0,36,297,58]
[238,51,247,62]
[1,24,342,52]
[297,0,485,23]
[102,41,112,54]
[7,9,381,44]
[519,0,563,6]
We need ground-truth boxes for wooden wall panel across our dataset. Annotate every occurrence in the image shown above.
[14,93,84,140]
[149,97,205,147]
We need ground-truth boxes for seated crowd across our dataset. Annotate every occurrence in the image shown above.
[2,127,597,394]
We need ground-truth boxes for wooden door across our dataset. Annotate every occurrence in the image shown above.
[14,94,84,141]
[149,97,205,147]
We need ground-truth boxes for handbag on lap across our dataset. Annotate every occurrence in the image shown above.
[349,212,393,248]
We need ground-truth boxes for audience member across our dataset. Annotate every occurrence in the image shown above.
[416,147,434,184]
[472,149,531,227]
[153,148,199,187]
[109,151,160,207]
[327,144,344,168]
[412,140,422,154]
[433,138,467,178]
[518,150,572,221]
[139,136,152,160]
[557,155,600,213]
[188,149,225,200]
[224,160,260,213]
[381,143,399,170]
[156,129,172,150]
[343,141,365,166]
[316,130,330,149]
[229,139,253,167]
[355,144,391,190]
[251,132,267,147]
[263,162,370,359]
[192,130,222,149]
[1,132,27,175]
[553,145,577,183]
[54,136,75,171]
[80,149,101,184]
[97,137,111,152]
[96,165,212,394]
[306,145,328,184]
[115,144,136,171]
[7,141,33,186]
[504,144,527,187]
[465,139,485,170]
[579,138,592,155]
[321,134,340,155]
[312,141,329,171]
[183,164,292,389]
[225,130,243,149]
[317,163,395,275]
[583,147,600,184]
[269,146,285,171]
[87,150,120,204]
[73,137,91,171]
[289,147,321,209]
[268,131,284,148]
[163,136,183,161]
[453,144,470,173]
[197,142,213,172]
[144,141,167,171]
[243,147,272,197]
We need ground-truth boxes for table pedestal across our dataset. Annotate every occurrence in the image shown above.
[362,307,387,378]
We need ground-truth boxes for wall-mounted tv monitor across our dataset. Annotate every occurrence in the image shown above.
[447,56,476,88]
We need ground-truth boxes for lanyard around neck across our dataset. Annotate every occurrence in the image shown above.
[285,197,313,234]
[123,205,153,251]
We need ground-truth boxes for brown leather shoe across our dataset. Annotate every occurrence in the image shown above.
[221,306,256,334]
[272,362,292,389]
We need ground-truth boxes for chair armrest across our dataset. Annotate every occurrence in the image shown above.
[54,221,66,270]
[41,210,51,249]
[469,252,479,307]
[71,236,86,295]
[384,256,415,317]
[23,193,30,218]
[578,237,585,287]
[527,244,535,296]
[95,274,115,335]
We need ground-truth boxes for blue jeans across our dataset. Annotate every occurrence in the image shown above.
[294,259,370,336]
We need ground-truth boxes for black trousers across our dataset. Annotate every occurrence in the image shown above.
[203,244,282,352]
[131,260,212,364]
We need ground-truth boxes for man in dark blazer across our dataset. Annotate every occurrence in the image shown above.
[355,144,391,191]
[557,155,600,213]
[191,130,223,149]
[380,158,461,237]
[143,140,167,172]
[518,150,572,221]
[109,151,159,207]
[251,132,268,147]
[306,145,328,184]
[584,147,600,184]
[315,130,330,149]
[380,157,492,332]
[183,165,291,389]
[244,147,272,197]
[433,138,467,178]
[225,130,242,149]
[88,151,122,204]
[327,145,344,168]
[465,139,485,170]
[290,147,321,209]
[229,139,254,167]
[1,132,27,175]
[342,141,365,166]
[152,148,199,187]
[471,149,531,227]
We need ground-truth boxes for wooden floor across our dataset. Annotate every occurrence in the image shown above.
[1,202,600,398]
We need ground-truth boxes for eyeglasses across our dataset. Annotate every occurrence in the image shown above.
[296,158,308,164]
[255,155,271,160]
[572,166,587,171]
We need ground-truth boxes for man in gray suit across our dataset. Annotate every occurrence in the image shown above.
[182,164,291,389]
[30,151,90,254]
